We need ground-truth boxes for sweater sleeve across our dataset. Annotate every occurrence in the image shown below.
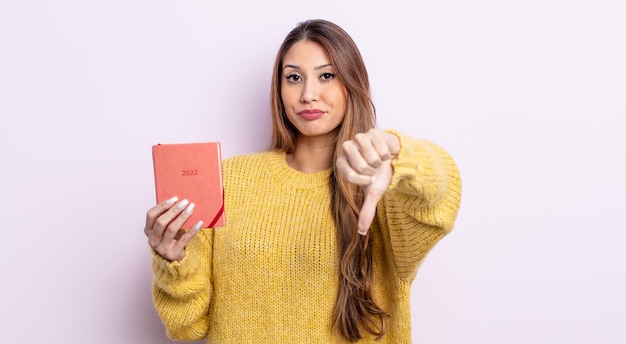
[378,130,462,281]
[150,227,214,340]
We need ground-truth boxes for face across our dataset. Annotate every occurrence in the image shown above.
[281,40,347,141]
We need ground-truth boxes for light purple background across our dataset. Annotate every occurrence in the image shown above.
[1,1,625,343]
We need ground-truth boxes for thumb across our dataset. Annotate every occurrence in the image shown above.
[357,192,381,235]
[357,160,393,235]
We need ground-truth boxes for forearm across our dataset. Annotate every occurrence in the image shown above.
[380,131,462,280]
[152,273,211,340]
[150,229,213,340]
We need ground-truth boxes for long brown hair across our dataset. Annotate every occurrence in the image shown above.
[270,19,389,341]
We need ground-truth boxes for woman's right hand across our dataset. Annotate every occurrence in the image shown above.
[144,196,203,262]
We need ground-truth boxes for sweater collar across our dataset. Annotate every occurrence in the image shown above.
[267,150,333,189]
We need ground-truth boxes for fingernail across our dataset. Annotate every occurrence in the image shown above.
[192,220,203,231]
[358,230,368,236]
[166,196,178,205]
[176,199,189,210]
[184,202,195,215]
[370,176,376,184]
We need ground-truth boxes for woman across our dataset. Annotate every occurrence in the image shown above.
[145,19,461,343]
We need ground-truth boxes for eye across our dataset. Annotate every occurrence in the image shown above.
[320,72,335,81]
[285,74,301,84]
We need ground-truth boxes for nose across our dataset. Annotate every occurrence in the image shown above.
[300,79,318,103]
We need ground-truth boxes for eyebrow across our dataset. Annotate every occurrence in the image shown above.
[283,63,332,71]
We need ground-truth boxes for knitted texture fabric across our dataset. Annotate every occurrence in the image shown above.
[151,131,462,343]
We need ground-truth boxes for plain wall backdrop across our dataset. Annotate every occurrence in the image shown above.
[1,0,624,343]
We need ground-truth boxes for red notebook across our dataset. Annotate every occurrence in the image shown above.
[152,142,225,229]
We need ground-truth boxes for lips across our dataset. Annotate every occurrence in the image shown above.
[297,109,325,120]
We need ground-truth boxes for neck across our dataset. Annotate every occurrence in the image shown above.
[287,135,336,173]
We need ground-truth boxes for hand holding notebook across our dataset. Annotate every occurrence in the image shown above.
[145,142,225,261]
[144,196,204,261]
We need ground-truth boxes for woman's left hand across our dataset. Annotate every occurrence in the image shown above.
[336,129,400,235]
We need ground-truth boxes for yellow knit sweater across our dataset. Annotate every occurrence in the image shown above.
[151,131,462,343]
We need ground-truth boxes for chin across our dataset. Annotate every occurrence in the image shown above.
[297,127,341,141]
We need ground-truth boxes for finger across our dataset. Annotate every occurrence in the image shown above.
[172,220,203,255]
[358,192,381,235]
[354,131,384,168]
[382,131,401,158]
[342,139,378,175]
[154,198,189,237]
[152,199,190,242]
[344,133,381,175]
[368,129,392,161]
[161,201,195,245]
[145,197,180,247]
[336,155,372,185]
[145,196,178,232]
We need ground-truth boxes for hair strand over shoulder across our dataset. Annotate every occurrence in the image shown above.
[270,19,389,341]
